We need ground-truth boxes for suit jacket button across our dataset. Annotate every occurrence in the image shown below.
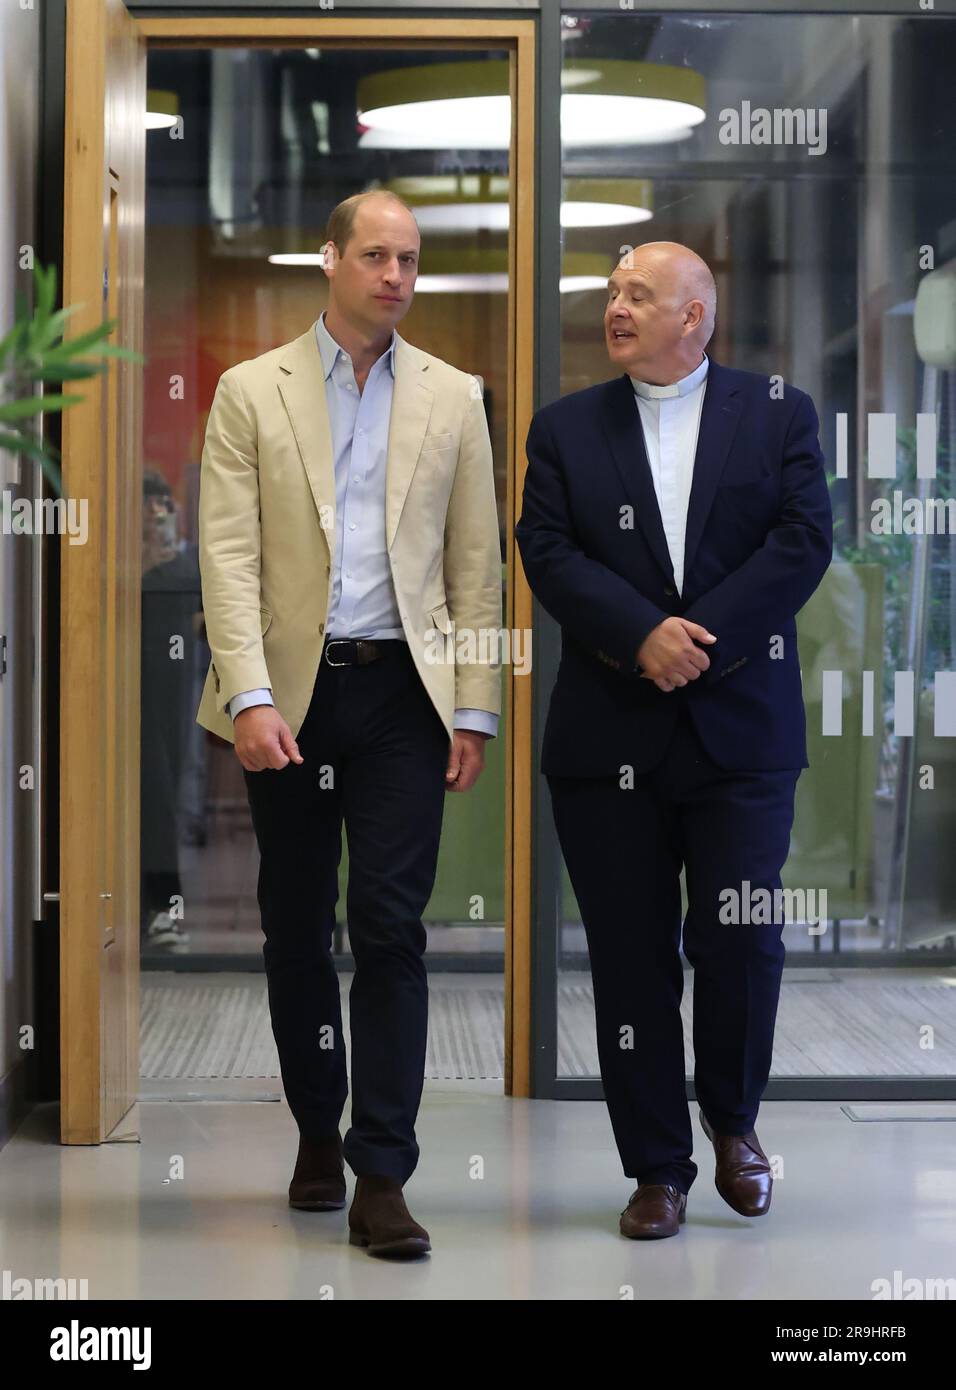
[664,587,675,596]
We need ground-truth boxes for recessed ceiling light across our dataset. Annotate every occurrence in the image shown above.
[357,58,705,150]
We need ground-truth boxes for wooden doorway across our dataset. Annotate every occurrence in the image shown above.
[59,10,535,1143]
[60,0,146,1141]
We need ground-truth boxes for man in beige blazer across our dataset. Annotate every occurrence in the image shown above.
[197,190,502,1258]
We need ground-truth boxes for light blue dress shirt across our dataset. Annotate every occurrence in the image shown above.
[227,312,498,738]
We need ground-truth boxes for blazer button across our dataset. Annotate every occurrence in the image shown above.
[664,587,675,596]
[319,622,324,634]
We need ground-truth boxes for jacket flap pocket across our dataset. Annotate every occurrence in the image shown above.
[429,603,453,634]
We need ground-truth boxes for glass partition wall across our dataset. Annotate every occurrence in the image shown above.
[539,6,956,1095]
[140,45,511,986]
[135,3,956,1102]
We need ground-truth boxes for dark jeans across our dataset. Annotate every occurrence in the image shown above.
[548,707,800,1194]
[242,640,449,1183]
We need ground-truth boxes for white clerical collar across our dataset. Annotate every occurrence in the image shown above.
[630,353,709,400]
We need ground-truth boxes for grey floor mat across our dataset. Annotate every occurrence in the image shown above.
[141,969,955,1085]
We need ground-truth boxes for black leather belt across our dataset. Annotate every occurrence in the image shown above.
[323,638,402,667]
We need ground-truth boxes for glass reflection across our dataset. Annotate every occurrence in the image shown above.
[554,9,956,1081]
[141,47,510,979]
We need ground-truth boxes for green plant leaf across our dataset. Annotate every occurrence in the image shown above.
[0,393,84,420]
[0,431,64,495]
[42,338,144,366]
[0,429,54,460]
[31,304,83,354]
[46,318,123,356]
[0,318,29,370]
[35,260,56,322]
[82,342,145,363]
[20,363,102,382]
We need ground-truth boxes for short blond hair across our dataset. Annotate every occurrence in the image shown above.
[324,189,417,256]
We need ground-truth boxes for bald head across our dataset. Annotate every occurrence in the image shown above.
[605,241,716,384]
[625,242,716,339]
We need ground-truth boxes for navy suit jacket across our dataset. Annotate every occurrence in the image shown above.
[515,360,833,776]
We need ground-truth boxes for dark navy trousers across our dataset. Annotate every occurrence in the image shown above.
[547,706,800,1194]
[242,640,449,1184]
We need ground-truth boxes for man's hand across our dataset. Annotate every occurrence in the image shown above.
[445,729,488,793]
[234,705,304,771]
[637,617,717,691]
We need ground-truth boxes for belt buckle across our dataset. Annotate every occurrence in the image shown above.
[355,639,379,666]
[324,640,352,667]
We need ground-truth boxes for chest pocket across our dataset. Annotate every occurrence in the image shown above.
[713,468,779,519]
[420,431,456,456]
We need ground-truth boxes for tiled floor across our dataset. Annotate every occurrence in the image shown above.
[1,1091,954,1300]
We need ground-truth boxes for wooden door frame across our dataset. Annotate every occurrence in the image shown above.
[61,0,146,1142]
[136,14,536,1096]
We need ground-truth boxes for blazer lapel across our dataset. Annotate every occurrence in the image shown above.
[385,334,435,550]
[601,361,745,591]
[681,359,743,582]
[601,374,675,584]
[276,324,437,559]
[276,322,336,562]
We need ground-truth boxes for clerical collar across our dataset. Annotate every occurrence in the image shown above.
[630,353,709,400]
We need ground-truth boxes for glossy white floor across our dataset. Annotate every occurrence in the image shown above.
[2,1090,954,1301]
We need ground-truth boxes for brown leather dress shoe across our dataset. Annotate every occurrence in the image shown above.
[699,1108,772,1216]
[348,1175,431,1258]
[288,1131,347,1210]
[619,1183,687,1239]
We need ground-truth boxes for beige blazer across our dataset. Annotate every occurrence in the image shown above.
[195,320,502,744]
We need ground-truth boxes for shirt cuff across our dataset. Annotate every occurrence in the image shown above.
[453,707,498,738]
[228,687,274,720]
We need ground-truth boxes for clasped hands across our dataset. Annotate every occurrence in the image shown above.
[636,616,717,692]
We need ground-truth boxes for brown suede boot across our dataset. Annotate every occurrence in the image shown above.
[288,1131,346,1210]
[348,1175,431,1258]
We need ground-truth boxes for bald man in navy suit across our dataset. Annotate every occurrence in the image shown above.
[516,242,832,1239]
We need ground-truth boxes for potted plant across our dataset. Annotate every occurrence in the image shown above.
[0,259,144,496]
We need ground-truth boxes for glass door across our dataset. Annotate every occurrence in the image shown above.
[533,4,956,1099]
[137,16,536,1094]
